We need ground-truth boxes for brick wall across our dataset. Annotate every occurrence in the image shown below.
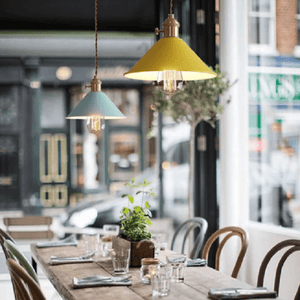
[276,0,297,54]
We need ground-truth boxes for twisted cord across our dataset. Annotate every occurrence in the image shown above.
[170,0,173,14]
[95,0,98,76]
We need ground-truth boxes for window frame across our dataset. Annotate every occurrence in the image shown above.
[248,0,277,56]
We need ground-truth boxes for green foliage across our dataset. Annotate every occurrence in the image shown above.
[151,65,231,127]
[120,178,155,241]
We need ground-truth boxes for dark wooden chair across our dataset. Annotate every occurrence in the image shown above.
[257,239,300,300]
[6,258,46,300]
[202,226,249,278]
[171,217,208,259]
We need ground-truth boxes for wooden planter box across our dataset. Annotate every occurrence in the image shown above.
[113,235,154,267]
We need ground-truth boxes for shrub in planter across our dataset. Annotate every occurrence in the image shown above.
[114,178,156,267]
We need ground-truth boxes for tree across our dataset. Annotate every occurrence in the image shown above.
[151,65,231,217]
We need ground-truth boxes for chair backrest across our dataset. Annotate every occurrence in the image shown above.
[3,216,53,240]
[0,228,17,244]
[0,234,10,259]
[4,239,39,284]
[6,258,46,300]
[202,226,249,278]
[171,217,208,259]
[257,239,300,300]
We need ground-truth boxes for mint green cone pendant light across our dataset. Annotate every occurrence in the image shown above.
[124,0,217,95]
[66,0,125,134]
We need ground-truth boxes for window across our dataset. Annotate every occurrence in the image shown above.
[249,0,276,55]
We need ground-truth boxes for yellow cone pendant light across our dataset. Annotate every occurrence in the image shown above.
[66,0,125,134]
[124,0,217,95]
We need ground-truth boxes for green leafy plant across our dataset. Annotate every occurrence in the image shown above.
[151,64,230,128]
[120,178,156,241]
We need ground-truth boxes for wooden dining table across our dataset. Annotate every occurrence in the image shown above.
[31,243,274,300]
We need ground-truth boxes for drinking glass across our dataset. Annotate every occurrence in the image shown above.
[151,234,161,257]
[101,225,120,257]
[103,224,120,236]
[151,273,171,298]
[82,233,99,256]
[166,254,186,283]
[109,248,131,275]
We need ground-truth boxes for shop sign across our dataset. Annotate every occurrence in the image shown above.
[249,73,300,103]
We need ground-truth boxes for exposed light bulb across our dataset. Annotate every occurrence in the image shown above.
[157,70,184,95]
[87,116,105,134]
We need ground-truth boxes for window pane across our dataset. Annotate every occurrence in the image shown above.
[250,17,270,44]
[41,89,66,128]
[251,0,271,12]
[249,73,300,228]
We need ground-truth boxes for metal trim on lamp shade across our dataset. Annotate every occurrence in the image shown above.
[124,37,217,81]
[66,91,125,120]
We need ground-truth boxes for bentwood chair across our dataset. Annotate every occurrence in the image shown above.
[6,258,46,300]
[0,234,10,259]
[0,228,17,244]
[202,226,249,278]
[3,216,53,240]
[4,239,39,284]
[171,217,208,259]
[257,239,300,300]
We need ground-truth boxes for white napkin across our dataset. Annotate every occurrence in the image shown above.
[72,276,132,288]
[37,235,77,248]
[208,287,277,299]
[186,258,207,267]
[49,256,94,265]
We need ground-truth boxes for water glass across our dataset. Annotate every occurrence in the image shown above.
[82,233,99,256]
[151,273,171,298]
[103,224,120,236]
[166,254,186,283]
[101,236,113,257]
[110,248,131,275]
[151,234,161,257]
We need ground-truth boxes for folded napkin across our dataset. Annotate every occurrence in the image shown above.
[72,275,132,288]
[49,256,94,266]
[208,287,277,299]
[37,235,77,248]
[187,258,207,267]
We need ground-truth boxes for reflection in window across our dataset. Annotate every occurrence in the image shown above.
[104,89,139,126]
[109,132,139,181]
[249,73,300,229]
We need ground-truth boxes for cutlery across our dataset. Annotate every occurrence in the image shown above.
[51,252,95,260]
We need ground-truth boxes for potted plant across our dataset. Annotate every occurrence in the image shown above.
[114,178,156,267]
[151,64,231,217]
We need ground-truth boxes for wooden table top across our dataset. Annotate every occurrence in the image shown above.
[31,243,268,300]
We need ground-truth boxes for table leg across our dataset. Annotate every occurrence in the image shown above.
[32,257,37,274]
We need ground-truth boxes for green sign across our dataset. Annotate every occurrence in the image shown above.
[249,73,300,103]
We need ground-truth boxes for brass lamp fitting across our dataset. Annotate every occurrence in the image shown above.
[85,76,102,92]
[155,14,180,38]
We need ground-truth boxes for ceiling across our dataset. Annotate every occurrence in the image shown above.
[0,0,157,32]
